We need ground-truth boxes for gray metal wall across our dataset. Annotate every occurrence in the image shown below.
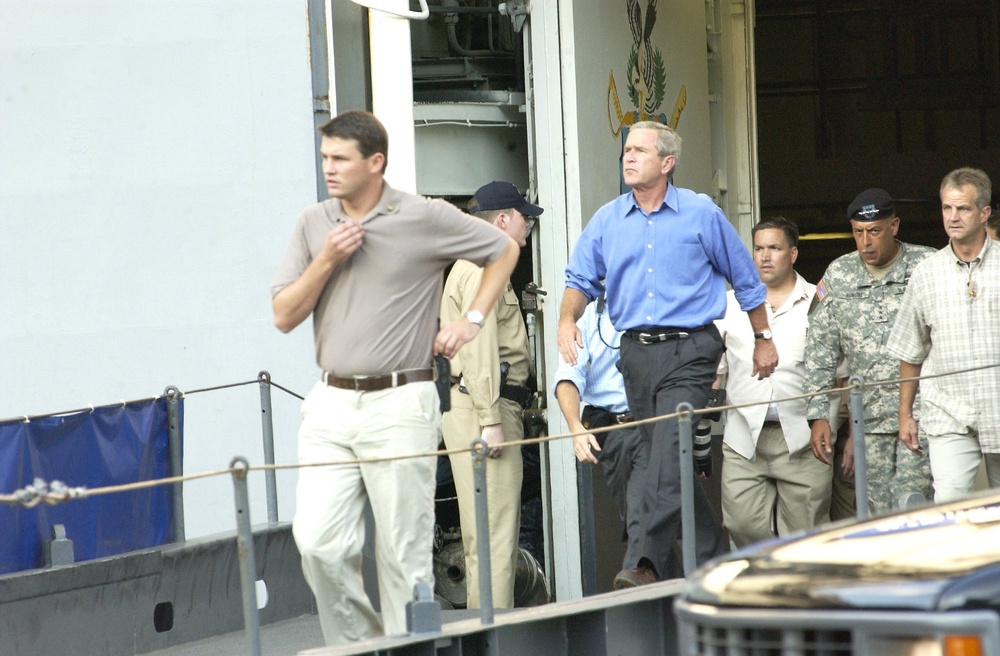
[0,525,313,655]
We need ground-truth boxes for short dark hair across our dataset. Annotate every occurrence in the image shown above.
[318,110,389,173]
[752,216,799,248]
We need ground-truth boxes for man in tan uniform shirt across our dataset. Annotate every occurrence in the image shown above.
[440,181,542,609]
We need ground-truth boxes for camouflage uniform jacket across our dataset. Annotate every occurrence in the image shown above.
[804,241,935,434]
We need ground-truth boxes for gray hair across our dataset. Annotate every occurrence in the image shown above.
[941,167,992,210]
[631,121,682,162]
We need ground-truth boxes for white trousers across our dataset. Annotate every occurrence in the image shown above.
[292,381,439,646]
[928,430,1000,503]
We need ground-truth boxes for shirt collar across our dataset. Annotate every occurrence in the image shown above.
[770,272,811,316]
[626,183,676,215]
[950,234,990,265]
[371,182,402,217]
[332,181,401,222]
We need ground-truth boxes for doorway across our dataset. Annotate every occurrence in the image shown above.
[754,0,1000,282]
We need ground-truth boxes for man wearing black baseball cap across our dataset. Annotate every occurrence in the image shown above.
[440,181,542,609]
[467,180,543,248]
[803,187,934,516]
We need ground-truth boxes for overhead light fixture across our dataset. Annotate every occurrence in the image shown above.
[799,232,853,241]
[350,0,429,20]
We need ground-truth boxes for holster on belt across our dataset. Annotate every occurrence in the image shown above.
[434,354,451,413]
[499,383,533,409]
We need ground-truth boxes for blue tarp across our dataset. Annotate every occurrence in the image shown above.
[0,398,178,574]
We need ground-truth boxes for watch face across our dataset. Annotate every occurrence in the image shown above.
[466,310,485,326]
[762,329,772,339]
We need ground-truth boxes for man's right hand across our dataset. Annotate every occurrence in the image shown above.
[272,221,365,334]
[557,320,584,366]
[570,425,600,464]
[899,415,923,455]
[809,419,833,465]
[322,221,365,265]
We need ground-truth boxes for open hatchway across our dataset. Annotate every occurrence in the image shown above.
[331,0,765,602]
[754,0,1000,283]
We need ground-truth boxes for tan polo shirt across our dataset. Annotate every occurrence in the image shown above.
[270,183,511,377]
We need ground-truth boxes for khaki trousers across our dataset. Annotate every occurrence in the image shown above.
[928,430,1000,502]
[442,388,523,609]
[292,381,439,646]
[722,425,832,549]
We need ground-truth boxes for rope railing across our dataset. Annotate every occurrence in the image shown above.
[3,361,998,508]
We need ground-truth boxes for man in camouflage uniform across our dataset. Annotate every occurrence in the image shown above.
[803,188,934,515]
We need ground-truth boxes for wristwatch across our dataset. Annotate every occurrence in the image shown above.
[754,329,773,340]
[466,309,485,328]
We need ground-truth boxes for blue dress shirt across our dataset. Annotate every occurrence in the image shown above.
[565,184,765,331]
[552,300,629,414]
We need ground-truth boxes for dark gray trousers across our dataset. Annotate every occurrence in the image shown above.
[618,326,726,577]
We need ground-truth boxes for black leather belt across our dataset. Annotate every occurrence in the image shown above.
[612,411,635,424]
[456,380,534,409]
[323,368,433,392]
[625,325,708,345]
[500,384,534,409]
[581,405,634,429]
[762,420,781,429]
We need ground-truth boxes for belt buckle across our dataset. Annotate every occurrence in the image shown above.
[638,332,659,345]
[352,374,377,391]
[641,331,690,343]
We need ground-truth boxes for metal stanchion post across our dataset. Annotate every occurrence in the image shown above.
[164,386,185,543]
[677,402,696,576]
[577,460,598,595]
[471,438,494,625]
[230,456,262,656]
[849,375,869,519]
[257,371,278,524]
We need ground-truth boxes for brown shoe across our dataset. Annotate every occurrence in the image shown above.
[613,564,657,589]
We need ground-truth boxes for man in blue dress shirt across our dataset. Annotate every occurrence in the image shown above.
[557,122,778,587]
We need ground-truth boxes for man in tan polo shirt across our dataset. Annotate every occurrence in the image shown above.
[440,181,541,609]
[270,111,519,646]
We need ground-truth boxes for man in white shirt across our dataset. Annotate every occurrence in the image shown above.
[889,167,1000,502]
[715,217,832,548]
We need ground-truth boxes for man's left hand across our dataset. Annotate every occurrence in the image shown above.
[751,339,779,379]
[841,433,855,478]
[482,424,504,458]
[434,320,481,359]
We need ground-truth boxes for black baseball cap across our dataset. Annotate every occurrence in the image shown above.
[847,188,895,222]
[470,181,544,217]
